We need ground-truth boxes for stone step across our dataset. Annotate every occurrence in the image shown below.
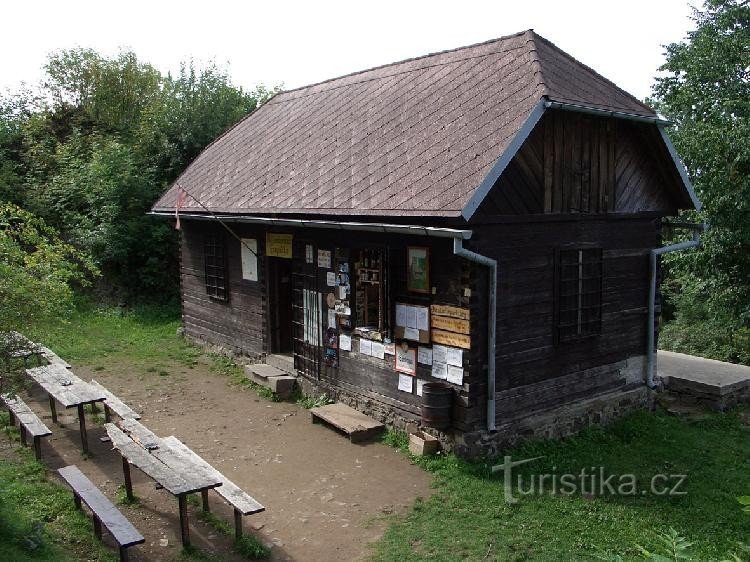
[245,364,296,399]
[265,354,295,375]
[310,403,385,443]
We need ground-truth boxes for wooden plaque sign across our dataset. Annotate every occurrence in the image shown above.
[266,233,293,258]
[430,304,470,321]
[431,315,470,335]
[431,329,471,350]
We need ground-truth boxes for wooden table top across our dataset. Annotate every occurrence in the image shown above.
[26,363,107,408]
[105,419,222,496]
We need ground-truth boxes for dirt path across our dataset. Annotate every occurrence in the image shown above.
[11,358,432,561]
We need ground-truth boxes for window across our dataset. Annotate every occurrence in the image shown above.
[556,248,602,342]
[204,232,228,301]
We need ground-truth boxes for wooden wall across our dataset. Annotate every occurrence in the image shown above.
[476,110,679,217]
[469,216,659,424]
[180,221,267,357]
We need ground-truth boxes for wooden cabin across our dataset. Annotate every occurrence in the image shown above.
[152,30,699,456]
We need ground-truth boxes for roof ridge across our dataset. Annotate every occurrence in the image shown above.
[523,29,550,98]
[274,30,530,99]
[529,31,655,115]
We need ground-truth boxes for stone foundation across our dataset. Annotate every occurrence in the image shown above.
[454,386,654,457]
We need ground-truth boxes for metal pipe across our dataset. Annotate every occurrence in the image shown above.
[544,100,672,126]
[646,223,705,388]
[149,211,472,240]
[453,239,497,431]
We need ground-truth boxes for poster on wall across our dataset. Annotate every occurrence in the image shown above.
[266,233,293,258]
[398,373,413,393]
[240,238,258,281]
[318,249,332,268]
[395,346,417,375]
[407,246,430,293]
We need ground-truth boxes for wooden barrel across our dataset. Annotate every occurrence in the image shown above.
[421,382,453,429]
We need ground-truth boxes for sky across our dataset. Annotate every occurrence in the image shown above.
[1,0,697,101]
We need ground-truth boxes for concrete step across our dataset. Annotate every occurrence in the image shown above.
[310,403,385,443]
[245,364,296,399]
[266,354,295,375]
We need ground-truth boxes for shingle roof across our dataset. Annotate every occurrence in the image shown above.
[153,30,659,218]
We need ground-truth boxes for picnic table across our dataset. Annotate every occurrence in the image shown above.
[105,418,223,547]
[26,363,107,454]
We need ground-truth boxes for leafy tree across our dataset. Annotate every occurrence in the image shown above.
[651,0,750,363]
[0,48,276,298]
[0,203,97,394]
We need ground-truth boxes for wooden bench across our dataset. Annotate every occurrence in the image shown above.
[57,465,144,562]
[1,394,52,460]
[89,380,141,422]
[162,435,265,540]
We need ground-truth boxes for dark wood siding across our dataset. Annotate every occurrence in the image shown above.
[180,221,267,357]
[470,216,658,424]
[476,110,679,217]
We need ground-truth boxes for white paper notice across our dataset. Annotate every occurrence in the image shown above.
[327,309,337,329]
[359,339,372,356]
[447,364,464,386]
[338,285,347,299]
[395,304,408,327]
[305,244,314,264]
[406,307,418,329]
[371,342,385,360]
[432,345,448,365]
[446,347,463,367]
[339,334,352,352]
[404,327,420,341]
[417,347,433,365]
[318,250,332,268]
[432,361,448,380]
[384,343,395,355]
[240,238,258,281]
[326,271,336,286]
[398,374,413,393]
[416,379,425,397]
[416,307,429,331]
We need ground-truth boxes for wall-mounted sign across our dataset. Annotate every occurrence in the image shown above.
[240,238,258,281]
[395,346,417,375]
[407,246,430,293]
[430,304,470,320]
[318,249,332,269]
[266,233,293,258]
[431,329,471,350]
[431,315,470,335]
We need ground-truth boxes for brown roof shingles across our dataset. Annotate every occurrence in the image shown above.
[153,30,656,217]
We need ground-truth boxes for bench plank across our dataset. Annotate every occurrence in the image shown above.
[89,380,141,420]
[1,394,52,437]
[162,436,265,515]
[57,465,144,548]
[39,346,72,369]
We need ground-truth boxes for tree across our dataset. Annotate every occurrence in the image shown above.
[651,0,750,363]
[0,203,97,394]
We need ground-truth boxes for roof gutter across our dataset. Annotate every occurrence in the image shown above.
[453,239,497,432]
[149,211,473,240]
[647,222,705,388]
[543,100,672,126]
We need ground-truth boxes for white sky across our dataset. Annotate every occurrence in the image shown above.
[1,0,696,101]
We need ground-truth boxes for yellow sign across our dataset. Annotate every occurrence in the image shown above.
[266,233,293,258]
[431,315,471,335]
[431,329,471,350]
[430,304,470,321]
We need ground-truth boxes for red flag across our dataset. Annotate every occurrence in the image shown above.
[175,187,187,230]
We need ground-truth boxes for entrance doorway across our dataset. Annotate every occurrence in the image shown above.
[268,258,293,354]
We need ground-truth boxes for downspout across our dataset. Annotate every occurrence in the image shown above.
[646,222,705,388]
[453,239,497,431]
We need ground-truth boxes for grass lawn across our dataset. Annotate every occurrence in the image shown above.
[9,302,750,561]
[0,429,115,562]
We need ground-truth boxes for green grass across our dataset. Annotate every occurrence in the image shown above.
[28,300,200,371]
[0,439,115,561]
[373,409,750,561]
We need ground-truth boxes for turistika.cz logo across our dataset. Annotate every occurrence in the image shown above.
[491,456,688,504]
